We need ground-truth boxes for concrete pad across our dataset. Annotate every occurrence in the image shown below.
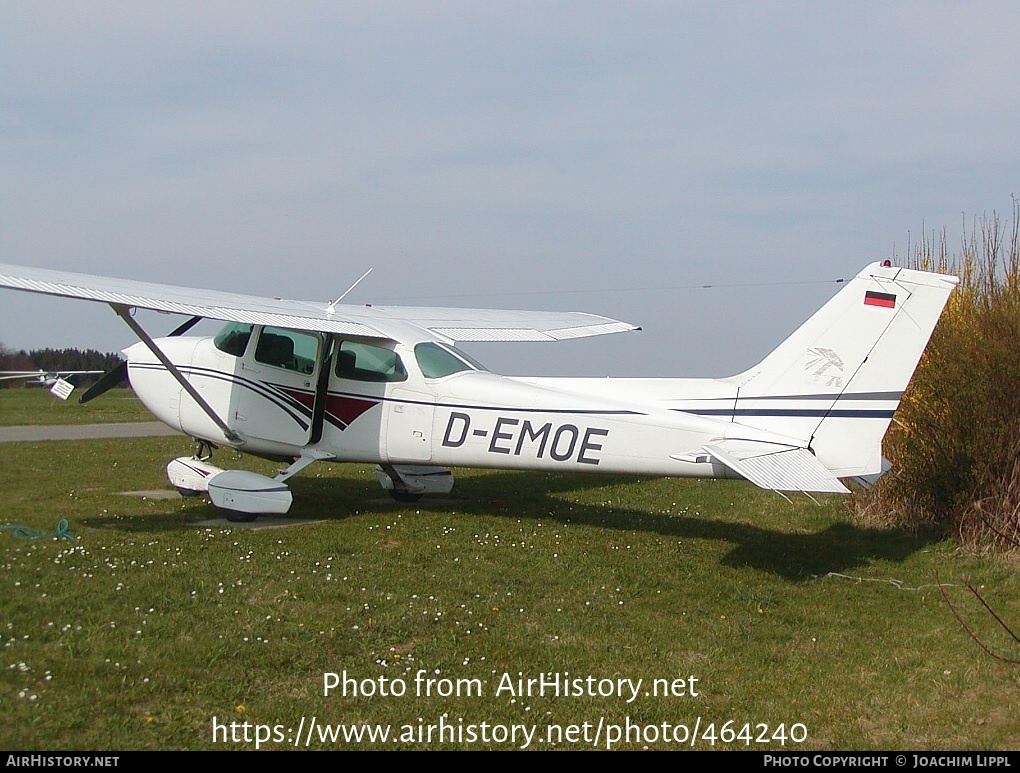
[367,497,462,506]
[118,489,183,500]
[194,516,327,530]
[0,422,180,443]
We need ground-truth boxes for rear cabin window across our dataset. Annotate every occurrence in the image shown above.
[254,327,320,374]
[213,322,254,357]
[334,341,407,383]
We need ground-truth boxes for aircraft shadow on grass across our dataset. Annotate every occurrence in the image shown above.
[83,467,938,582]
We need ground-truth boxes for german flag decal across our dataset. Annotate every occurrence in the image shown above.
[864,291,896,308]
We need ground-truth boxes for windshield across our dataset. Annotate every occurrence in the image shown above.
[414,342,488,379]
[213,322,253,357]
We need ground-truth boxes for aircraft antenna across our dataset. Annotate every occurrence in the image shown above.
[326,268,373,314]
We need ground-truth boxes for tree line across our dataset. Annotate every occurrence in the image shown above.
[0,345,121,386]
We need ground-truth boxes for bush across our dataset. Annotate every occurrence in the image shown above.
[863,199,1020,551]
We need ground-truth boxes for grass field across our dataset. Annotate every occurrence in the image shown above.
[0,388,154,426]
[1,392,1018,750]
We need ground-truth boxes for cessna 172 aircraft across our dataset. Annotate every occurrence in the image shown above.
[0,369,103,385]
[0,261,956,520]
[1,369,105,401]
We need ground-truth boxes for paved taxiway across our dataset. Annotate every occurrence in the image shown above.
[0,422,180,443]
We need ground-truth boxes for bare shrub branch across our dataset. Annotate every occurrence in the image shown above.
[939,579,1020,664]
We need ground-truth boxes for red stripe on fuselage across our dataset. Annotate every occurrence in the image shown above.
[326,394,379,426]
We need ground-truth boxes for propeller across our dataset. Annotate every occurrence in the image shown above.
[78,315,203,404]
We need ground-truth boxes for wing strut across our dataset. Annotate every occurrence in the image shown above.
[111,304,242,444]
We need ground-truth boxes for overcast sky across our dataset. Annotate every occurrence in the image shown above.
[2,1,1018,376]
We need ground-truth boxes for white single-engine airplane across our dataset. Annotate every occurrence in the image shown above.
[0,261,956,521]
[0,370,104,385]
[0,369,105,400]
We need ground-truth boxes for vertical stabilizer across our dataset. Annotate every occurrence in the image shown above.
[726,262,957,477]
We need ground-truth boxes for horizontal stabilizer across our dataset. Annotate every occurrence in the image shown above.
[702,440,850,494]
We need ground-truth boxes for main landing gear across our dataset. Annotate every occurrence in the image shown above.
[375,464,455,502]
[166,446,456,521]
[165,441,315,522]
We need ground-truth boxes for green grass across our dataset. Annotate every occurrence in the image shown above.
[0,388,155,426]
[1,394,1018,750]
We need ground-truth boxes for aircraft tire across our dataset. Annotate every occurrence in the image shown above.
[221,509,258,523]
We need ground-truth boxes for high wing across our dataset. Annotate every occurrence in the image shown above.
[0,263,638,343]
[0,370,103,381]
[0,371,52,381]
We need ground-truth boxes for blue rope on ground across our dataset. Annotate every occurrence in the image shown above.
[1,518,74,542]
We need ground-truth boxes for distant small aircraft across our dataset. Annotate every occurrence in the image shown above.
[0,370,104,386]
[0,261,956,520]
[0,369,105,400]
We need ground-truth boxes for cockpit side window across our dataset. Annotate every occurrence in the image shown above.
[255,327,320,374]
[334,340,407,382]
[414,342,487,379]
[213,322,254,357]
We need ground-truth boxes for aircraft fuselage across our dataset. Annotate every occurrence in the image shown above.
[124,330,792,483]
